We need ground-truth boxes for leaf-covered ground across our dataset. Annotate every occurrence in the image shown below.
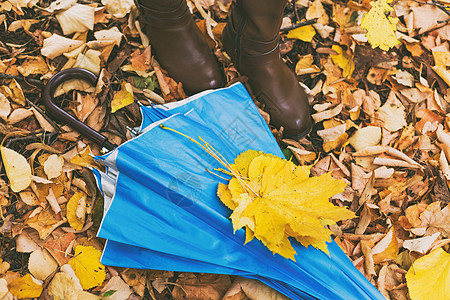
[0,0,449,299]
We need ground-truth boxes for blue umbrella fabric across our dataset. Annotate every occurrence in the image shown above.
[94,83,384,299]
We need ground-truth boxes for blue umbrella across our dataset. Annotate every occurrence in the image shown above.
[44,69,383,300]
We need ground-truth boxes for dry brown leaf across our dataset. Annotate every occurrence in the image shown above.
[7,108,33,124]
[172,273,231,300]
[94,27,123,46]
[44,232,77,265]
[101,276,132,300]
[0,92,11,121]
[403,232,441,254]
[371,227,399,263]
[47,272,81,300]
[17,56,49,76]
[311,103,343,123]
[306,0,329,25]
[224,278,288,300]
[73,49,101,75]
[41,34,84,59]
[420,202,450,237]
[348,126,382,151]
[56,4,94,35]
[28,248,58,281]
[26,207,67,239]
[15,228,46,253]
[75,92,98,122]
[101,0,134,18]
[121,269,146,297]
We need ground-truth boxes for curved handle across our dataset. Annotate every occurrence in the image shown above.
[42,68,116,151]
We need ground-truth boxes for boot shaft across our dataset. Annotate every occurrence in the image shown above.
[235,0,288,42]
[136,0,183,11]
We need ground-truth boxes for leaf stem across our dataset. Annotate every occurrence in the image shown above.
[159,124,260,197]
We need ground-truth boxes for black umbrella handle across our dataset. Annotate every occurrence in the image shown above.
[42,68,116,151]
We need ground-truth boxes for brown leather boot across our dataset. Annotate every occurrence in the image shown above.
[135,0,224,93]
[222,0,312,138]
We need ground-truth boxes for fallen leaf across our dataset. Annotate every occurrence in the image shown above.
[47,272,81,300]
[295,54,321,75]
[172,273,231,300]
[403,232,441,254]
[68,245,105,289]
[311,103,343,123]
[41,34,84,59]
[8,79,26,106]
[101,0,134,18]
[0,92,10,121]
[287,24,316,42]
[44,0,76,12]
[44,232,77,265]
[224,277,288,300]
[28,248,58,281]
[17,55,49,76]
[56,4,94,35]
[8,274,43,299]
[26,207,67,239]
[0,278,11,299]
[75,92,98,122]
[101,276,132,300]
[111,81,134,113]
[405,248,450,300]
[348,126,382,151]
[121,269,146,297]
[420,202,450,237]
[44,154,64,180]
[7,108,33,124]
[218,150,355,259]
[15,228,45,253]
[374,97,407,132]
[94,26,123,46]
[70,147,104,171]
[74,49,101,75]
[371,227,399,263]
[31,107,55,132]
[67,192,86,231]
[306,0,329,25]
[330,45,355,78]
[1,147,31,193]
[361,0,400,51]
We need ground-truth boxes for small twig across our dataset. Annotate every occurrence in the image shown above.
[0,73,44,86]
[293,0,301,24]
[280,18,318,32]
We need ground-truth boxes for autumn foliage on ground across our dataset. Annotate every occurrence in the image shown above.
[0,0,449,299]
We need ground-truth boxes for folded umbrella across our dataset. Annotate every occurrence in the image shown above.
[43,69,384,300]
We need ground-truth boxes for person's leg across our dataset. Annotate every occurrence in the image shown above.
[223,0,312,138]
[135,0,224,93]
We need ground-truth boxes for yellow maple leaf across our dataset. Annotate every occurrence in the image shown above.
[361,0,400,51]
[70,146,105,170]
[330,45,355,78]
[287,25,316,42]
[218,150,356,260]
[0,146,32,192]
[8,274,43,299]
[67,192,87,230]
[111,81,134,113]
[405,248,450,300]
[68,245,106,289]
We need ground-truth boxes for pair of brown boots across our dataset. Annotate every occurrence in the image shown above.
[136,0,311,138]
